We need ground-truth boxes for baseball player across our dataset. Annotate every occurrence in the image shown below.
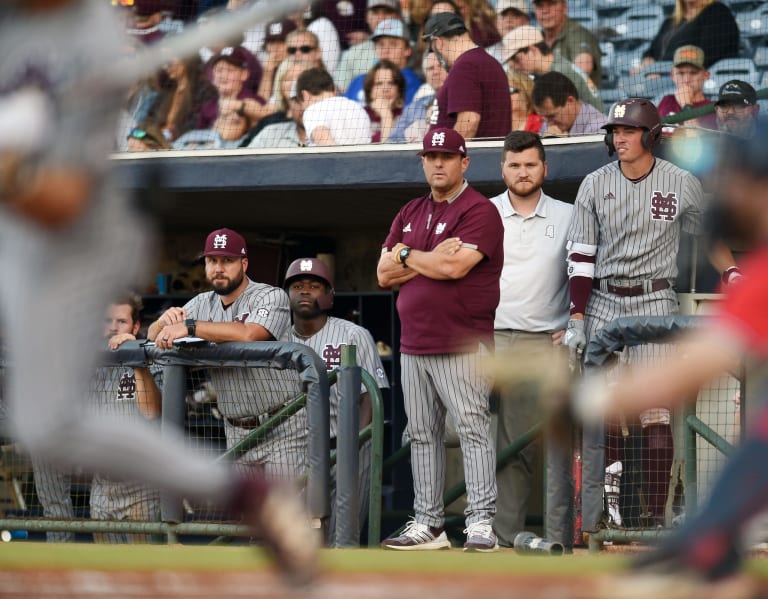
[149,228,307,482]
[576,119,768,598]
[378,128,504,551]
[563,98,740,535]
[282,257,389,545]
[0,2,315,581]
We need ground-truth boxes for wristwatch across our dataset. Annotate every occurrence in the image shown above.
[398,246,412,267]
[185,318,197,337]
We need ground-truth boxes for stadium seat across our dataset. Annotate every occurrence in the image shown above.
[703,57,760,97]
[569,7,599,32]
[611,39,651,78]
[620,60,674,99]
[595,0,633,31]
[600,41,619,88]
[606,5,665,41]
[736,4,768,39]
[728,0,763,16]
[653,0,675,18]
[754,46,768,71]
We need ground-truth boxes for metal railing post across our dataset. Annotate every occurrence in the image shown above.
[335,345,361,547]
[159,363,186,542]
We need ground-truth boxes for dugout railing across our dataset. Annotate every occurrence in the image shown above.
[0,341,386,547]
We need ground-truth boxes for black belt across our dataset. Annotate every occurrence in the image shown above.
[226,404,285,430]
[594,278,671,297]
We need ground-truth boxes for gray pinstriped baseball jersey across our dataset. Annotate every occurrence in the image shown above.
[568,158,704,280]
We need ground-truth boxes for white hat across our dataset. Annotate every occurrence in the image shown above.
[496,0,530,15]
[502,25,543,62]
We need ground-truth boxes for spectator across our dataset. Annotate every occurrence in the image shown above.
[173,109,252,149]
[335,0,403,93]
[456,0,502,49]
[503,25,604,112]
[282,257,389,545]
[248,90,307,148]
[196,46,271,132]
[125,0,181,45]
[507,70,543,133]
[125,121,172,151]
[423,12,511,139]
[363,61,406,142]
[487,0,531,64]
[532,71,607,135]
[295,67,372,145]
[148,55,217,143]
[715,79,760,139]
[489,131,572,549]
[286,4,342,77]
[346,18,423,106]
[285,28,326,70]
[638,0,739,73]
[657,45,717,134]
[533,0,601,88]
[117,69,160,151]
[319,0,369,50]
[406,0,461,85]
[378,128,503,552]
[389,51,449,143]
[256,18,299,106]
[148,229,305,481]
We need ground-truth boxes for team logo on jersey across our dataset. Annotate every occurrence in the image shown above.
[403,222,412,232]
[650,191,678,222]
[435,222,447,234]
[545,225,554,238]
[234,311,251,323]
[604,191,615,201]
[429,99,439,125]
[322,344,343,369]
[116,371,136,401]
[256,308,269,318]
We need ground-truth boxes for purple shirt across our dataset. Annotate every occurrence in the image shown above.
[657,95,718,132]
[383,184,504,354]
[430,47,511,139]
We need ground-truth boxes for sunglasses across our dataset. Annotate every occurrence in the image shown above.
[287,45,317,55]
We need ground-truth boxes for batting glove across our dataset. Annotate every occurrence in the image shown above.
[563,318,586,353]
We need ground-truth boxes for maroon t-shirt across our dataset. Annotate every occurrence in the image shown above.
[657,95,717,132]
[365,105,403,142]
[196,90,264,130]
[430,47,511,139]
[383,184,503,354]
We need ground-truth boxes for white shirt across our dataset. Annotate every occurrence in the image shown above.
[490,190,573,332]
[303,96,371,146]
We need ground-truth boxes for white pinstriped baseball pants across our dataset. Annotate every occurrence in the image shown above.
[401,351,496,529]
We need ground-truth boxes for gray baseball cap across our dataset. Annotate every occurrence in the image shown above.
[367,0,401,11]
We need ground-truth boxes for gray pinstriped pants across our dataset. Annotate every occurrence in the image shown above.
[401,351,496,529]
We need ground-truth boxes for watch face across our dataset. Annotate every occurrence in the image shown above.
[399,248,410,259]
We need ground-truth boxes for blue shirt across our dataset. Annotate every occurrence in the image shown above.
[345,67,423,107]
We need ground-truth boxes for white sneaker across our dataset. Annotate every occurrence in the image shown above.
[463,519,499,552]
[381,518,451,550]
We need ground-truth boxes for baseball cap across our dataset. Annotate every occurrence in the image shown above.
[716,79,757,106]
[263,18,297,46]
[210,46,250,69]
[423,12,468,40]
[420,128,467,156]
[673,45,705,69]
[133,0,168,16]
[367,0,401,12]
[502,25,543,62]
[371,18,410,42]
[202,228,248,258]
[496,0,530,15]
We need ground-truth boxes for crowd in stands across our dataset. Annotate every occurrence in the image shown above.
[111,0,762,151]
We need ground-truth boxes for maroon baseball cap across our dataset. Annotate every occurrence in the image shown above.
[210,46,251,69]
[264,18,298,46]
[133,0,169,16]
[202,228,248,258]
[420,127,467,156]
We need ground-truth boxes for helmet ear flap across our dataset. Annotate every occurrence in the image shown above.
[604,130,615,156]
[643,123,662,148]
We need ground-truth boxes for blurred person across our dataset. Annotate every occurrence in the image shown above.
[294,67,371,145]
[363,61,406,142]
[503,25,604,112]
[196,46,271,132]
[345,18,423,107]
[657,45,717,134]
[125,0,182,45]
[282,257,389,546]
[335,0,403,92]
[454,0,502,49]
[487,0,531,64]
[532,0,601,88]
[507,70,543,133]
[532,71,607,135]
[0,0,316,583]
[248,92,308,148]
[389,50,449,143]
[378,128,503,552]
[489,131,573,549]
[285,28,326,70]
[148,54,217,142]
[256,18,299,107]
[319,0,369,50]
[125,121,173,151]
[637,0,739,74]
[423,12,510,138]
[286,4,342,77]
[173,108,252,149]
[715,79,760,139]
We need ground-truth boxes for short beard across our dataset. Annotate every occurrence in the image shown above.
[212,272,244,296]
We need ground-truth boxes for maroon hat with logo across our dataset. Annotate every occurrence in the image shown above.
[264,18,298,46]
[420,127,467,156]
[210,46,251,69]
[202,228,248,258]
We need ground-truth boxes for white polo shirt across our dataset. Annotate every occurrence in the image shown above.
[490,190,573,332]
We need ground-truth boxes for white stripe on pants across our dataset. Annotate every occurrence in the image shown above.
[401,351,496,528]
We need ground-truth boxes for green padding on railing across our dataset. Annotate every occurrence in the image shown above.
[661,87,768,125]
[686,414,735,457]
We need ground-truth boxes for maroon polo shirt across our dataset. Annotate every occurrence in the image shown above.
[383,184,503,354]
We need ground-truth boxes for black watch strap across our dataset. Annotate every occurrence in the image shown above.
[185,318,196,337]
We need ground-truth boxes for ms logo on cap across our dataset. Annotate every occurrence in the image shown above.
[431,131,446,147]
[213,234,229,249]
[613,104,626,118]
[300,259,314,272]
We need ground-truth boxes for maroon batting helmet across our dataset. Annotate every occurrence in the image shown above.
[284,258,334,311]
[603,98,662,155]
